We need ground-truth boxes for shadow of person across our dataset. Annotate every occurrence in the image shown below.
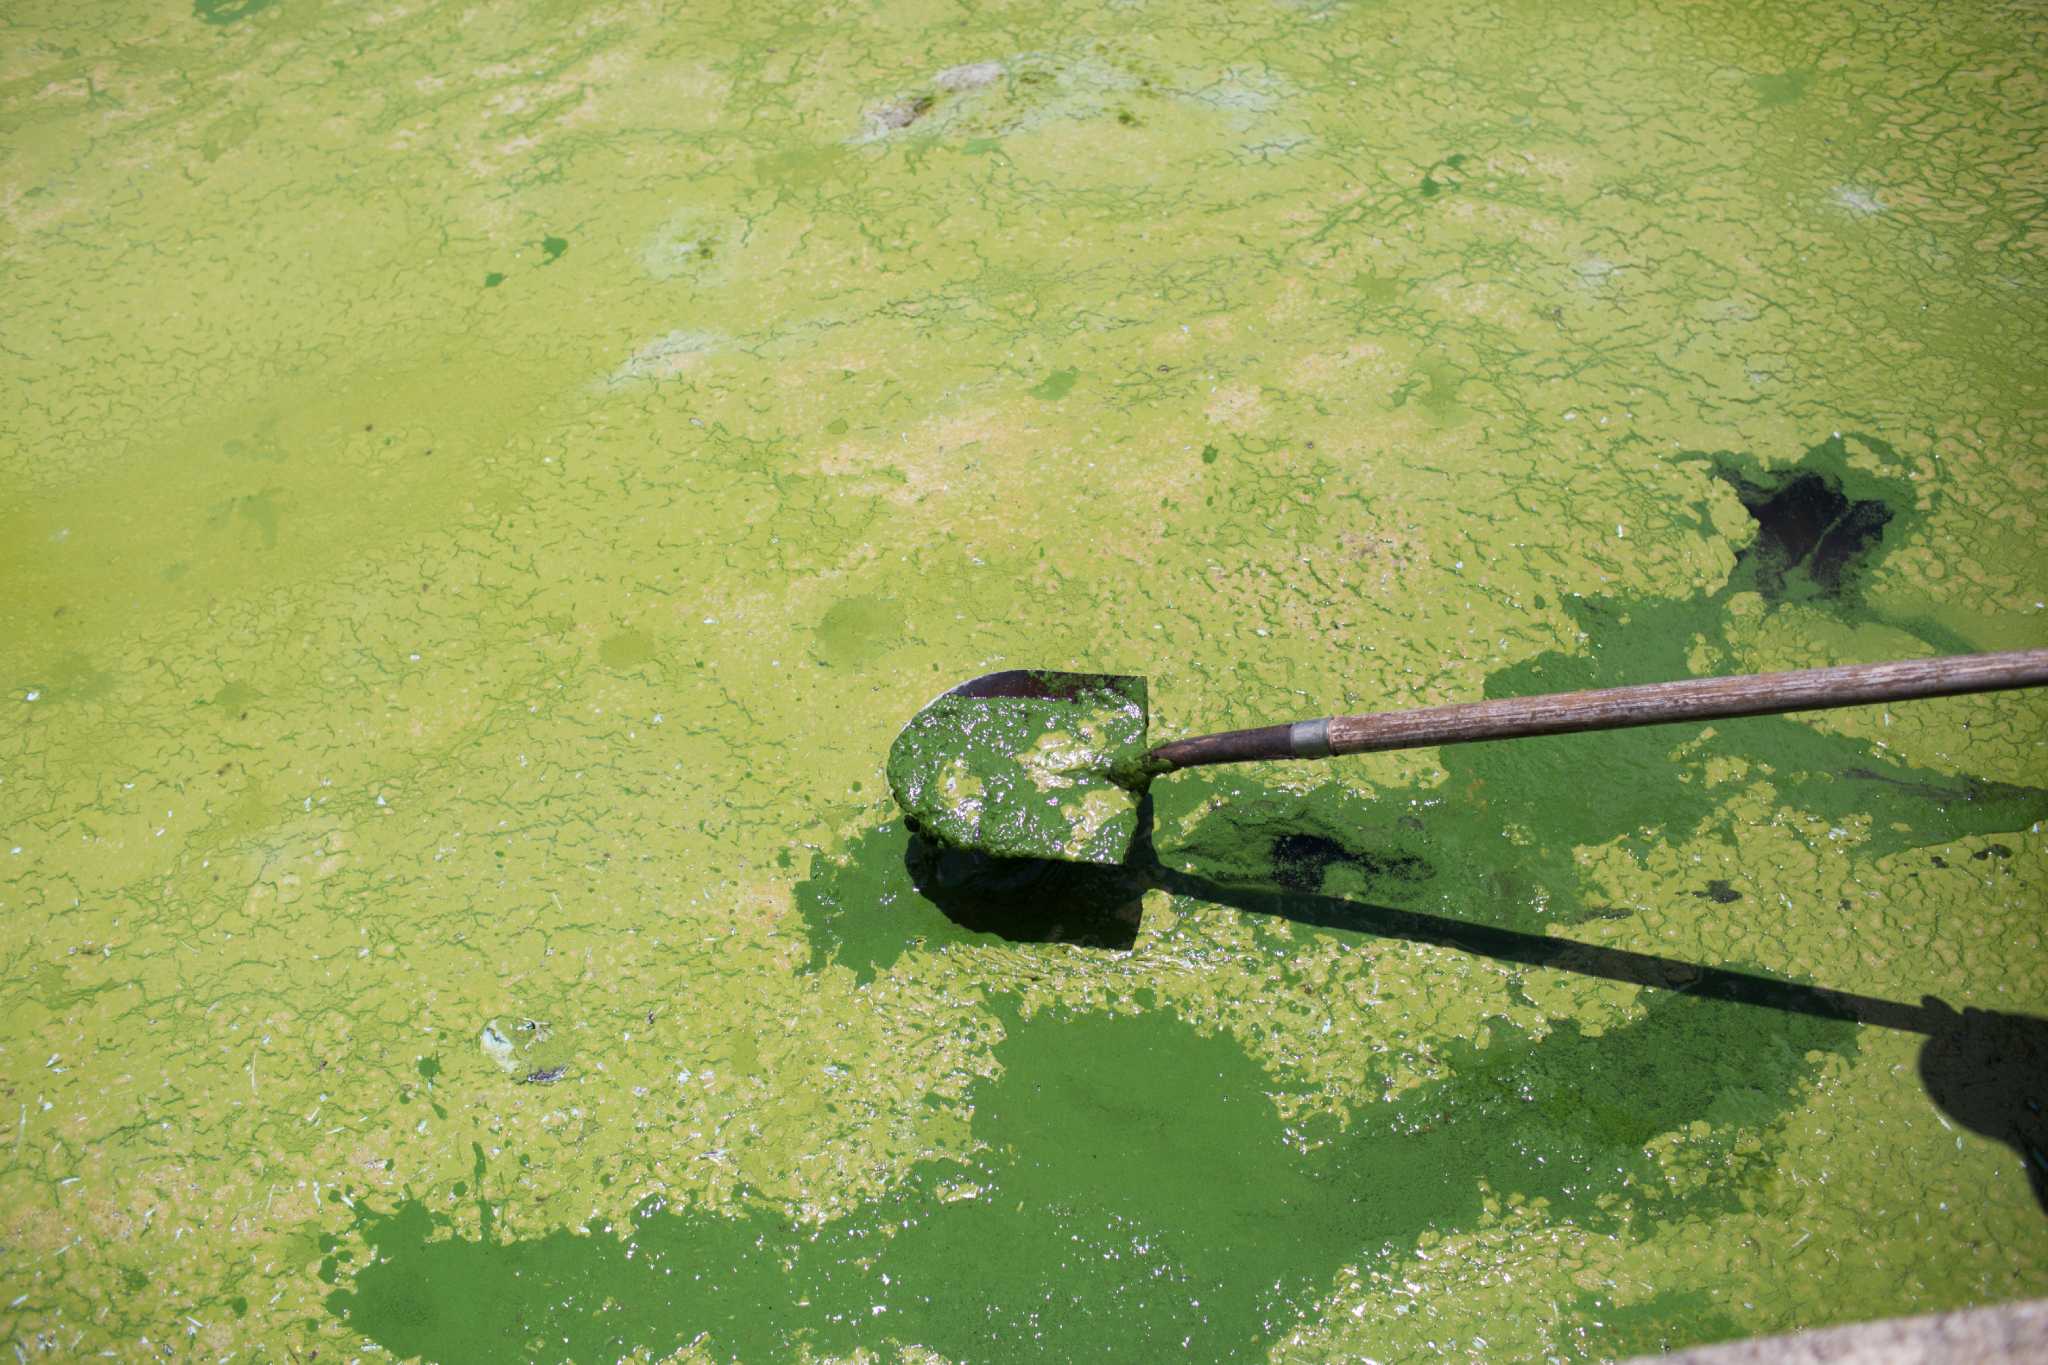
[902,815,2048,1217]
[1916,1001,2048,1212]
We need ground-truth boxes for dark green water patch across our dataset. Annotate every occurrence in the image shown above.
[194,0,279,25]
[1028,367,1079,400]
[1299,432,2046,908]
[1450,594,2047,873]
[1699,433,1913,606]
[327,989,1850,1361]
[1146,673,2043,936]
[807,438,2043,984]
[1157,771,1578,932]
[805,665,2044,983]
[1418,152,1468,197]
[795,821,1145,982]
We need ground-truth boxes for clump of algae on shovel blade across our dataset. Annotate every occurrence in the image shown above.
[886,672,1154,864]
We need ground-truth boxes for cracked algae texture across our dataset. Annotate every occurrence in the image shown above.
[3,0,2045,1359]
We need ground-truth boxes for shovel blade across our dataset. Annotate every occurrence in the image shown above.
[943,669,1148,711]
[888,670,1153,865]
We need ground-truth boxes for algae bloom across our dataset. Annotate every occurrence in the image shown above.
[887,685,1150,863]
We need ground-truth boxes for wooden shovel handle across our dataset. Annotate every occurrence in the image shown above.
[1148,649,2048,770]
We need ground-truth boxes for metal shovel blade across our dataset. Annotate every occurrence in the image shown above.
[887,670,1152,865]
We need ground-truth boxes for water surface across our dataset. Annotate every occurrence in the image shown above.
[3,0,2046,1358]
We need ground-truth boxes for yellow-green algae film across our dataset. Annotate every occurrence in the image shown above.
[2,0,2046,1359]
[887,682,1149,863]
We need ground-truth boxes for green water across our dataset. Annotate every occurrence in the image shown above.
[5,0,2047,1359]
[330,992,1852,1361]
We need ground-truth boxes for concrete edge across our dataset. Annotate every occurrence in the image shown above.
[1626,1298,2048,1365]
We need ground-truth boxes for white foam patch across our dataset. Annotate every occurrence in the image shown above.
[479,1021,516,1073]
[607,329,719,385]
[935,61,1002,92]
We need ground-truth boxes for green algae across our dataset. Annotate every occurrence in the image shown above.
[796,819,1148,982]
[813,594,904,668]
[845,435,2043,965]
[6,0,2048,1354]
[1569,1288,1749,1358]
[1028,367,1079,400]
[597,628,656,670]
[887,685,1151,864]
[329,988,1852,1362]
[193,0,277,25]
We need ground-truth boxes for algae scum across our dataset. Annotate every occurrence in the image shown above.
[342,444,2045,1363]
[331,993,1854,1362]
[886,676,1152,864]
[6,0,2048,1359]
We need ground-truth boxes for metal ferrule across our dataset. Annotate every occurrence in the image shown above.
[1288,717,1332,759]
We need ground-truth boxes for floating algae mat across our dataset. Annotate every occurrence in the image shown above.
[5,0,2048,1359]
[888,673,1151,862]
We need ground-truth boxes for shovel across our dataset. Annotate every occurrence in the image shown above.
[886,649,2048,865]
